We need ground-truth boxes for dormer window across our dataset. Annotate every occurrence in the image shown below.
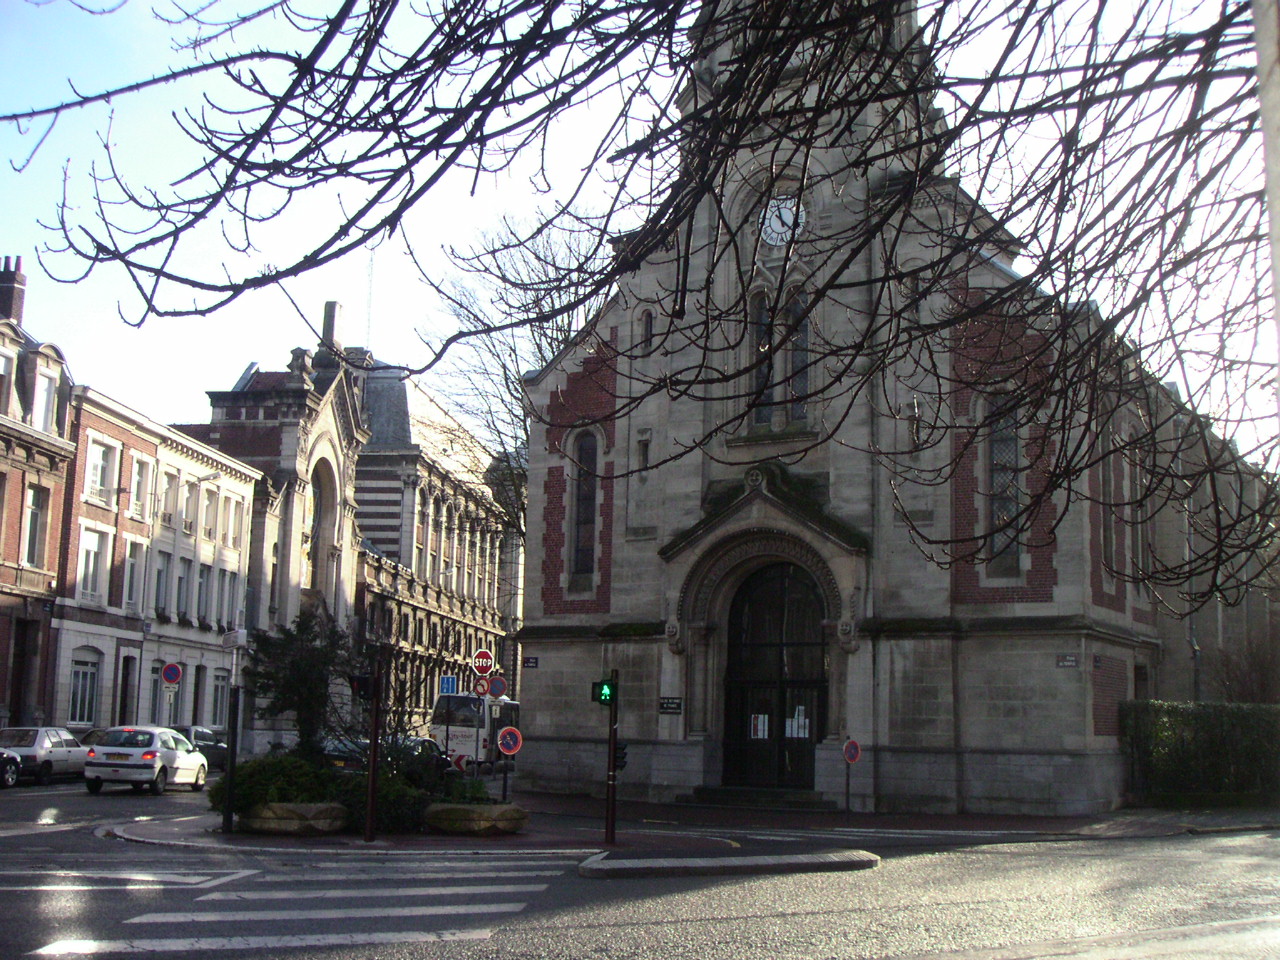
[33,371,57,433]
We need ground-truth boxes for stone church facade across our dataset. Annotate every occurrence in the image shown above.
[514,11,1257,815]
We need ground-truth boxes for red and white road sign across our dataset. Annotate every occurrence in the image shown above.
[497,726,523,756]
[471,648,495,676]
[473,676,491,697]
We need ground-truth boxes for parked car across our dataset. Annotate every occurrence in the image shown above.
[84,726,207,795]
[321,735,456,780]
[0,727,88,784]
[79,728,110,747]
[169,725,228,771]
[321,737,368,772]
[0,747,19,788]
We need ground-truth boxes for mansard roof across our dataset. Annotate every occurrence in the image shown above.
[363,365,492,488]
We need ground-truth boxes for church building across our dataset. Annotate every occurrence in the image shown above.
[514,6,1263,814]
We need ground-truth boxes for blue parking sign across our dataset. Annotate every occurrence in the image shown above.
[440,675,458,695]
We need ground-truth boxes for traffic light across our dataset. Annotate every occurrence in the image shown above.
[613,741,628,770]
[350,674,372,700]
[591,678,617,704]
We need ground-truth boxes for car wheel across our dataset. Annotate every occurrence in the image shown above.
[86,778,103,795]
[190,766,206,792]
[0,761,17,788]
[149,768,167,796]
[35,761,52,786]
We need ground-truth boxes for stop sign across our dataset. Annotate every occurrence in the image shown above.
[471,648,495,676]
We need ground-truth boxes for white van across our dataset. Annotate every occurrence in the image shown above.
[429,695,520,771]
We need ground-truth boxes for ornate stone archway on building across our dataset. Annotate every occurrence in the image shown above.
[672,528,842,748]
[677,528,841,625]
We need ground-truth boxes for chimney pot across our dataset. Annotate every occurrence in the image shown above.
[0,255,26,324]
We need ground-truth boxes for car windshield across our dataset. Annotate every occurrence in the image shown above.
[100,730,155,748]
[0,729,36,747]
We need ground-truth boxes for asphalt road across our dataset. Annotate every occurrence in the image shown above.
[2,781,1279,959]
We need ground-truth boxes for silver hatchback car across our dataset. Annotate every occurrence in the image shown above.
[84,726,207,795]
[0,727,88,784]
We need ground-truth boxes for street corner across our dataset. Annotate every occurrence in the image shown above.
[576,848,881,879]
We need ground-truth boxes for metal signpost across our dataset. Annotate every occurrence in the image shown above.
[497,726,522,801]
[843,738,861,813]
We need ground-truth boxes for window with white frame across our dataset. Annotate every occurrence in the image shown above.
[85,439,120,505]
[130,457,152,520]
[176,558,192,617]
[231,499,244,548]
[0,351,14,419]
[77,527,110,604]
[226,571,239,627]
[183,482,198,534]
[211,670,230,728]
[203,488,217,540]
[69,649,101,725]
[22,484,48,568]
[198,563,212,622]
[124,540,145,612]
[161,472,178,525]
[33,370,57,433]
[154,550,171,616]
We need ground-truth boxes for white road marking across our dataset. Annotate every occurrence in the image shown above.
[197,882,547,901]
[31,929,493,955]
[125,902,527,923]
[251,866,564,881]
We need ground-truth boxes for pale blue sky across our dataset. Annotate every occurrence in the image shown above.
[0,0,517,425]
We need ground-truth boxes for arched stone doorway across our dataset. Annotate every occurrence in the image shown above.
[722,562,827,789]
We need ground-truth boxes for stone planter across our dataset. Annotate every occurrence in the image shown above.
[425,802,529,836]
[241,801,348,835]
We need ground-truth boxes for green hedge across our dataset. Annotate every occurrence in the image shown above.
[1120,700,1280,801]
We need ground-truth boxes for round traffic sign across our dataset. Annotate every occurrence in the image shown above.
[843,739,861,764]
[497,726,522,756]
[488,675,508,699]
[473,676,491,697]
[471,648,495,676]
[161,663,183,684]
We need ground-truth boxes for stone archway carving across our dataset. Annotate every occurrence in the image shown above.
[677,528,842,625]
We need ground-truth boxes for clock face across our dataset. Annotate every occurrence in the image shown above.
[759,196,807,246]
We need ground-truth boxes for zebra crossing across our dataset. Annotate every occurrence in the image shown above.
[30,855,577,955]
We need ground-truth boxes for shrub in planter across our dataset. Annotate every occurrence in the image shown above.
[208,755,332,817]
[327,771,430,834]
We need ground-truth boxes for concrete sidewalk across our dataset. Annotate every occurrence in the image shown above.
[101,790,1280,878]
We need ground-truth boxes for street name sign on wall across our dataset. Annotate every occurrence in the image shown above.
[472,649,495,676]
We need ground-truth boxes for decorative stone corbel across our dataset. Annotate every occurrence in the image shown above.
[665,620,684,655]
[837,619,860,655]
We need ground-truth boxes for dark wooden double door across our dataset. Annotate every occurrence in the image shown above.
[722,563,827,790]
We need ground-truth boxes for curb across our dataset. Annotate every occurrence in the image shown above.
[577,848,881,878]
[100,817,604,858]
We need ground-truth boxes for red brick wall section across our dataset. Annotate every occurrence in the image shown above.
[949,312,1059,604]
[1091,654,1128,736]
[545,333,619,454]
[540,462,614,615]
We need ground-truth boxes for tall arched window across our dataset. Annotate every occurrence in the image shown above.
[749,287,809,426]
[987,404,1021,578]
[570,432,598,583]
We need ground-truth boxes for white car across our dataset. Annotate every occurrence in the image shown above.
[84,726,207,795]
